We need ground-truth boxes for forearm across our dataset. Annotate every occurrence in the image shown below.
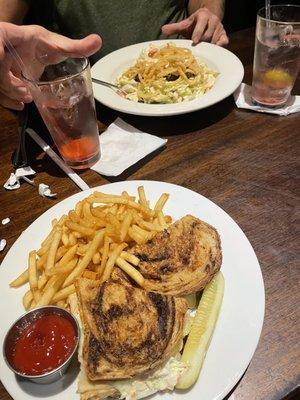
[188,0,225,20]
[0,0,29,24]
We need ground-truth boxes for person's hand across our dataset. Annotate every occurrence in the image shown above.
[0,22,102,110]
[162,7,228,47]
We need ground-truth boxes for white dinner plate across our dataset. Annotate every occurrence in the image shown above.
[0,180,264,400]
[91,40,244,116]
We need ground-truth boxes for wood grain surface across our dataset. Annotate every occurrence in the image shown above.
[0,28,299,400]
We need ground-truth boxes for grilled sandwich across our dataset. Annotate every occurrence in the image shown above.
[75,271,187,382]
[130,215,222,296]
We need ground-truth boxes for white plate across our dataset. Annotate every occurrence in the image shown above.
[91,40,244,116]
[0,180,264,400]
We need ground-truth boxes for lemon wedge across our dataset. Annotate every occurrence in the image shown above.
[176,271,225,389]
[263,69,293,89]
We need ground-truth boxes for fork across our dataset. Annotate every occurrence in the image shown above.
[92,78,127,97]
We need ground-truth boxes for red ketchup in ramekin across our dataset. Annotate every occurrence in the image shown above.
[3,306,79,383]
[10,314,76,375]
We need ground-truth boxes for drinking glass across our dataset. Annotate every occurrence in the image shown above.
[251,5,300,107]
[24,57,100,169]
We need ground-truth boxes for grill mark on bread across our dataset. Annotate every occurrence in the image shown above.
[130,215,222,296]
[88,334,103,374]
[136,253,170,262]
[148,292,174,339]
[77,273,186,380]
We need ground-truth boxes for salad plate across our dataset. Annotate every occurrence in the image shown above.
[91,40,244,116]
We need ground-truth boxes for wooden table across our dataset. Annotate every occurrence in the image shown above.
[0,28,299,400]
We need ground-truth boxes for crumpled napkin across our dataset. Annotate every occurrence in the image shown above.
[0,239,7,252]
[3,166,36,190]
[234,83,300,116]
[91,118,167,176]
[38,183,57,198]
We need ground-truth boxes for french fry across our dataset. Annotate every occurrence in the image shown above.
[120,211,133,242]
[135,214,164,232]
[73,231,83,239]
[68,293,78,314]
[157,210,169,228]
[92,252,101,265]
[62,232,69,247]
[65,221,95,236]
[56,300,65,308]
[52,284,76,303]
[116,257,145,287]
[57,244,78,268]
[28,250,38,291]
[90,206,106,219]
[37,242,50,257]
[62,230,105,287]
[82,270,98,280]
[10,251,48,287]
[120,251,140,266]
[55,245,69,261]
[82,202,106,228]
[52,218,58,227]
[47,257,78,276]
[36,252,48,268]
[41,227,56,247]
[154,193,169,212]
[132,225,152,241]
[57,214,68,227]
[138,186,148,207]
[128,226,145,244]
[35,274,66,308]
[33,289,41,304]
[75,201,83,216]
[37,272,48,290]
[92,194,154,217]
[23,289,33,310]
[99,236,110,273]
[45,230,62,272]
[68,233,77,246]
[101,243,127,282]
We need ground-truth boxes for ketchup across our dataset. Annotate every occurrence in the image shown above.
[10,314,76,375]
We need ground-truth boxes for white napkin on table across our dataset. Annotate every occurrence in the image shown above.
[92,118,167,176]
[234,83,300,116]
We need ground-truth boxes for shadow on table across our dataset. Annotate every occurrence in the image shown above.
[96,95,235,136]
[15,357,79,397]
[22,95,234,180]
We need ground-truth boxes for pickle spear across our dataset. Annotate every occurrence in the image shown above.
[176,271,225,389]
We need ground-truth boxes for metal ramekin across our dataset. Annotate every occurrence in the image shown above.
[3,306,80,384]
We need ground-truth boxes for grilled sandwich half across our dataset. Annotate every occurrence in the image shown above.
[75,271,187,381]
[130,215,222,296]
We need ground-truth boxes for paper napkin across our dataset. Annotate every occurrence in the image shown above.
[92,118,167,176]
[234,83,300,116]
[3,166,36,190]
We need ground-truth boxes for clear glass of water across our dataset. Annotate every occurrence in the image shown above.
[23,57,100,169]
[251,5,300,107]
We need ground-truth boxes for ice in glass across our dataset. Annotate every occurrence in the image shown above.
[25,57,100,169]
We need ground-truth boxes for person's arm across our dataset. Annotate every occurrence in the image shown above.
[0,22,102,110]
[162,0,228,46]
[0,0,29,24]
[187,0,225,20]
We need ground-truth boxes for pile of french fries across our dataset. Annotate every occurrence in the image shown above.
[10,186,171,312]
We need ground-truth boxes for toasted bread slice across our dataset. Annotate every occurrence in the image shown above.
[75,272,187,381]
[130,215,222,295]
